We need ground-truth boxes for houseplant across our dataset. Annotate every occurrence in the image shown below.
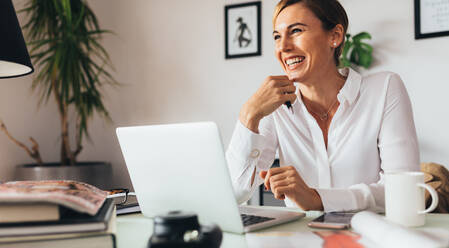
[340,31,373,69]
[0,0,116,188]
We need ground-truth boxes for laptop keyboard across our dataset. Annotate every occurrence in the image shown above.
[241,213,275,226]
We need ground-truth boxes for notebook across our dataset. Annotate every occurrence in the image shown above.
[0,198,115,237]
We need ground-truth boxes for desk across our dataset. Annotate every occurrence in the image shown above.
[116,207,449,248]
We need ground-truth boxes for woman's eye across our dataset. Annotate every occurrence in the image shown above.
[291,28,303,34]
[273,34,281,40]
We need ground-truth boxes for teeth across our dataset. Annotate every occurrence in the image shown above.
[286,57,305,66]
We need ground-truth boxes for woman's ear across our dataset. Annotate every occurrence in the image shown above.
[330,24,345,48]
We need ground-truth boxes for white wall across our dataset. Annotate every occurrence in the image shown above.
[339,0,449,165]
[1,0,448,189]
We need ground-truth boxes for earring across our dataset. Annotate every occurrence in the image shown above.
[333,42,337,47]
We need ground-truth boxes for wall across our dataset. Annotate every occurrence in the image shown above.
[1,0,448,190]
[339,0,449,165]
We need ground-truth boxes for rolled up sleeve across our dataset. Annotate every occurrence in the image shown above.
[316,181,384,212]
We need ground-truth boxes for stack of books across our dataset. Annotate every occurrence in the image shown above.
[0,180,116,248]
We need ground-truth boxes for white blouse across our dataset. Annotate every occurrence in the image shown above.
[225,68,420,212]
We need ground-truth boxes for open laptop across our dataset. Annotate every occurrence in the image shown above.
[116,122,304,233]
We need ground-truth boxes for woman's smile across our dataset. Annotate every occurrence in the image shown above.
[284,55,306,70]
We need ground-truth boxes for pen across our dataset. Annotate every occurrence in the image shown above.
[285,101,293,113]
[284,82,296,114]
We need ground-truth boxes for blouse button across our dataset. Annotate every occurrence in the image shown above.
[250,149,260,158]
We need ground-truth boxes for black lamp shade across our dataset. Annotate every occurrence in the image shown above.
[0,0,34,79]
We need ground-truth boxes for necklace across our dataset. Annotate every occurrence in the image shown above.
[307,97,338,121]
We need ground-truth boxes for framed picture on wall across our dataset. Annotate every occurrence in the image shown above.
[415,0,449,39]
[225,1,261,59]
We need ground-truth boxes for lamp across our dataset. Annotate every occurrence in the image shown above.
[0,0,34,79]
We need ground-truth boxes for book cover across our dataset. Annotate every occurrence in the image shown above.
[0,208,116,243]
[0,180,108,215]
[0,199,115,237]
[0,203,59,223]
[0,233,116,248]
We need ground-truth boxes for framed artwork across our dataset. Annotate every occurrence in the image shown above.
[225,1,261,59]
[415,0,449,39]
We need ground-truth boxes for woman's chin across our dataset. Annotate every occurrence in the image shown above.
[287,72,303,82]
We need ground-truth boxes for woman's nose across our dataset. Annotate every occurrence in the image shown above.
[278,36,293,52]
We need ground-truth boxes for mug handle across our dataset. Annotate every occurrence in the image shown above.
[417,183,439,214]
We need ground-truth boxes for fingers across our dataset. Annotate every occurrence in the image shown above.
[266,166,291,174]
[264,170,273,190]
[261,166,303,201]
[272,80,294,88]
[282,92,297,103]
[263,167,289,190]
[260,170,273,190]
[276,86,296,106]
[273,186,291,200]
[265,76,293,88]
[279,85,296,94]
[245,76,295,120]
[269,172,292,184]
[263,166,299,190]
[262,167,315,208]
[267,75,290,80]
[270,178,291,190]
[269,174,294,199]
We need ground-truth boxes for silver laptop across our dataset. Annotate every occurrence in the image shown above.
[116,122,304,233]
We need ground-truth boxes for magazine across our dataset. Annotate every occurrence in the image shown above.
[0,180,108,216]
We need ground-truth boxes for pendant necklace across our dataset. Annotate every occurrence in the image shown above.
[308,97,338,121]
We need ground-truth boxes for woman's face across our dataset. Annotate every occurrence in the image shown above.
[273,3,336,82]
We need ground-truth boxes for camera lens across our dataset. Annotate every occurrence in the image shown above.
[153,211,200,238]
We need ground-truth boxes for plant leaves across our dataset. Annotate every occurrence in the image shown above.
[20,0,117,162]
[352,32,372,42]
[340,31,373,69]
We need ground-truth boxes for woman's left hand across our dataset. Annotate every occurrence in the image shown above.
[260,166,324,211]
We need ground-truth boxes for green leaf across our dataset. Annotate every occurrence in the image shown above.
[340,31,373,69]
[360,43,373,53]
[352,32,372,42]
[358,50,373,68]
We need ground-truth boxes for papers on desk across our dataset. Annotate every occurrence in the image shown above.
[116,203,141,215]
[246,232,322,248]
[351,211,449,248]
[246,211,449,248]
[246,230,364,248]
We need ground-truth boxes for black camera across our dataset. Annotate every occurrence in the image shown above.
[148,211,223,248]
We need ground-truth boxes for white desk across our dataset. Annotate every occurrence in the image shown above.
[116,207,449,248]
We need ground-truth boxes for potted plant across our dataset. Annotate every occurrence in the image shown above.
[0,0,116,189]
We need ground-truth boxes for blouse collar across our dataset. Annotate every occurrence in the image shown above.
[294,67,362,107]
[337,67,362,105]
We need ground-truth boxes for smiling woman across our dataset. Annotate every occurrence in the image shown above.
[226,0,419,212]
[273,0,348,67]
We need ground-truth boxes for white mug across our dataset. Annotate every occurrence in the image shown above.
[385,171,438,227]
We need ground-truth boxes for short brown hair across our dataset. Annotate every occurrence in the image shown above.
[273,0,349,66]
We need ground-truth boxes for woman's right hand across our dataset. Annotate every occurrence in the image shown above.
[239,75,296,133]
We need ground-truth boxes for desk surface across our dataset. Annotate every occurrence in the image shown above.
[116,207,449,248]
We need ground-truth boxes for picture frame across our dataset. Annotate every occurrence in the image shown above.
[224,1,261,59]
[415,0,449,39]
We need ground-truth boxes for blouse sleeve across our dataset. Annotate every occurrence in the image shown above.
[315,73,420,212]
[225,115,278,204]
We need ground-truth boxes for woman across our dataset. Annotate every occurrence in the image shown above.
[226,0,419,212]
